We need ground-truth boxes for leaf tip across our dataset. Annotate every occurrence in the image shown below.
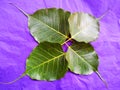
[96,9,110,21]
[9,3,29,17]
[0,72,26,84]
[96,71,108,88]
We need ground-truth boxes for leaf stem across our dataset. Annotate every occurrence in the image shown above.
[95,71,108,88]
[0,72,26,84]
[9,3,29,17]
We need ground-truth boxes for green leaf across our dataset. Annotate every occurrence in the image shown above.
[28,8,70,44]
[68,12,99,43]
[26,42,68,81]
[66,41,99,74]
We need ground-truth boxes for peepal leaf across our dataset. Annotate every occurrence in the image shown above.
[68,12,99,43]
[66,41,99,74]
[26,42,68,80]
[0,4,107,86]
[28,8,70,44]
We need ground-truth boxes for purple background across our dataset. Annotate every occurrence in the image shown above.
[0,0,120,90]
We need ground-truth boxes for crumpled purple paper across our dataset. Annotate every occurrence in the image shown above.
[0,0,120,90]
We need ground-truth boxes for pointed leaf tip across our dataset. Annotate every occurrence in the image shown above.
[97,9,110,21]
[96,71,108,88]
[0,72,26,84]
[9,3,28,17]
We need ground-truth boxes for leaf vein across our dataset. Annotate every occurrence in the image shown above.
[69,47,96,70]
[26,53,65,73]
[30,16,67,38]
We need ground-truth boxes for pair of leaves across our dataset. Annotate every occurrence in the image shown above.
[26,41,98,80]
[28,8,99,44]
[25,8,100,81]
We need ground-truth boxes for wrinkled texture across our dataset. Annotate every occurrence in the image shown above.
[0,0,120,90]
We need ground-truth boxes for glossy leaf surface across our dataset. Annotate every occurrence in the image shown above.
[68,12,99,43]
[26,42,68,80]
[28,8,70,44]
[66,41,99,74]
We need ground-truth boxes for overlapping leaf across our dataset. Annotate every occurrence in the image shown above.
[66,41,99,74]
[28,8,70,44]
[68,12,99,43]
[26,42,68,80]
